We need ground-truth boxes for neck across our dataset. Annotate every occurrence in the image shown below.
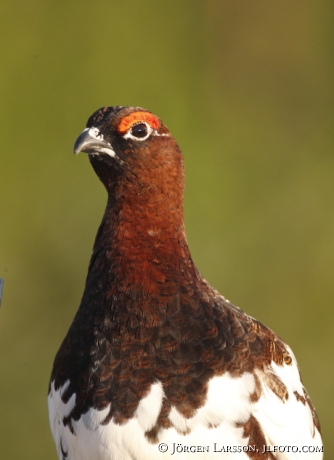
[81,161,200,318]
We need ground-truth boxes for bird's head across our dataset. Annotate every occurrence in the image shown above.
[74,106,184,197]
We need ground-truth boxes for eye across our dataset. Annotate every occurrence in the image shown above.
[122,121,153,141]
[131,123,148,138]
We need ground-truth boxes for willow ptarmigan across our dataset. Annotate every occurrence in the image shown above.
[48,106,323,460]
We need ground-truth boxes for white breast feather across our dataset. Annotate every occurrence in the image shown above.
[135,382,164,432]
[252,347,322,460]
[48,356,322,460]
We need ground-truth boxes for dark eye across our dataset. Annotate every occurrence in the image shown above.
[131,123,148,138]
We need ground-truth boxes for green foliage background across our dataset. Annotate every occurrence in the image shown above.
[1,1,333,458]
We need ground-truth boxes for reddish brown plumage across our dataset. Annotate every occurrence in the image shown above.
[49,106,321,455]
[237,415,275,459]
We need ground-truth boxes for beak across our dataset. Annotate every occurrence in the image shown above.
[73,127,116,158]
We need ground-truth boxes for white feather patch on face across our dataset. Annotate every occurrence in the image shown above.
[152,131,170,137]
[86,127,117,158]
[88,127,104,141]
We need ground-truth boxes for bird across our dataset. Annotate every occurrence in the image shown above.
[48,106,323,460]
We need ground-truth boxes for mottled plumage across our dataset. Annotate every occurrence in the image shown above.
[49,106,323,459]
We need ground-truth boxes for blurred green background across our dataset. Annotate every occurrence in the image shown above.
[1,0,333,458]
